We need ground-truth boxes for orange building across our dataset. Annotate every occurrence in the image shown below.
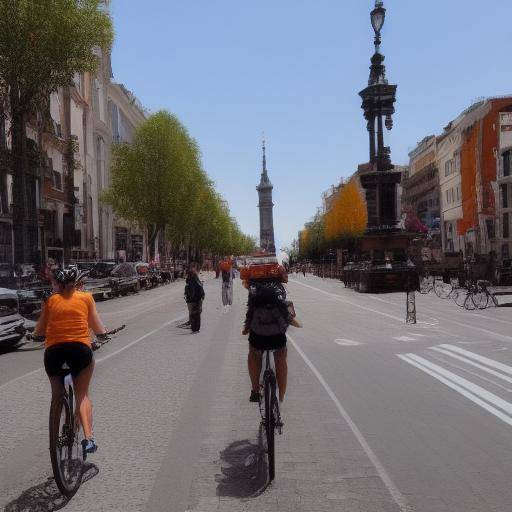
[457,98,512,256]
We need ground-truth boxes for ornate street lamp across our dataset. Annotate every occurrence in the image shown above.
[358,0,400,230]
[359,0,396,172]
[371,1,386,41]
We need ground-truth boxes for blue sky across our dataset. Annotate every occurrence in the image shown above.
[110,0,512,248]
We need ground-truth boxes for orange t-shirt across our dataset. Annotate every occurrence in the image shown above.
[44,291,95,348]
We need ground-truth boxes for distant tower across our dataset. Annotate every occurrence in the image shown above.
[257,138,276,253]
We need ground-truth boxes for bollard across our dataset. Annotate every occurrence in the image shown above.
[406,290,416,324]
[405,272,416,324]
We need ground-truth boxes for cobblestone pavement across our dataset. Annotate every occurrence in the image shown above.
[2,273,512,511]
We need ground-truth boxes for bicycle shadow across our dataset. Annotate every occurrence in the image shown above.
[215,426,268,498]
[4,463,99,512]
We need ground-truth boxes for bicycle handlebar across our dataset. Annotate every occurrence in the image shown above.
[92,324,126,351]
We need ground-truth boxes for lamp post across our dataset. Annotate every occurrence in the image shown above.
[359,0,396,173]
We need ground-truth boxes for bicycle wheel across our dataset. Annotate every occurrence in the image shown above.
[433,281,453,299]
[49,388,84,497]
[472,291,489,310]
[452,289,468,308]
[264,376,276,482]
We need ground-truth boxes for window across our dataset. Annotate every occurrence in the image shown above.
[52,170,62,191]
[445,159,456,177]
[92,77,101,115]
[504,212,510,239]
[502,184,509,209]
[454,151,461,172]
[96,136,105,190]
[0,112,5,150]
[486,219,495,240]
[504,150,511,177]
[456,186,460,202]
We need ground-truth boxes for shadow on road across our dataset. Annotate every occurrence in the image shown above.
[216,426,268,498]
[4,463,98,512]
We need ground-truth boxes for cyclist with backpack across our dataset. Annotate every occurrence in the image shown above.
[241,263,301,407]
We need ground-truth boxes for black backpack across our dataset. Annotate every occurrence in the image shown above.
[247,281,290,336]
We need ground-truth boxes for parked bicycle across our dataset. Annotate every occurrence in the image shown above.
[451,280,498,310]
[419,273,453,299]
[48,325,125,497]
[258,349,283,482]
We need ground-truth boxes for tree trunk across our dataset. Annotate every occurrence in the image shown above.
[10,100,29,265]
[147,224,161,261]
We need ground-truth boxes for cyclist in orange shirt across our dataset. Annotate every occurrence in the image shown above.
[34,266,107,458]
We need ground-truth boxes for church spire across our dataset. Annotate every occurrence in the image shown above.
[260,135,271,186]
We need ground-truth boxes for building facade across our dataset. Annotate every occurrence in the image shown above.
[108,83,147,262]
[456,98,512,258]
[403,135,440,233]
[437,115,464,253]
[496,111,512,260]
[0,53,148,266]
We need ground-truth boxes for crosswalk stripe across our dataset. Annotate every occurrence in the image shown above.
[439,344,512,377]
[398,354,512,427]
[404,353,512,416]
[429,346,512,385]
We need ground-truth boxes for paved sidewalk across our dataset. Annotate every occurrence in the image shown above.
[184,299,402,512]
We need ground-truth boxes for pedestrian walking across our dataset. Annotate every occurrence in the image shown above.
[219,257,235,309]
[183,262,205,333]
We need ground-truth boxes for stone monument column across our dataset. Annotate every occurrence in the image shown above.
[257,139,276,253]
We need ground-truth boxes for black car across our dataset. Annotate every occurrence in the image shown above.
[109,263,140,296]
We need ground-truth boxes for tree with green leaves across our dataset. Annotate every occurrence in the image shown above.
[104,110,255,260]
[0,0,113,263]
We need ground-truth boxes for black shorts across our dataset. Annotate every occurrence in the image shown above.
[249,332,287,352]
[44,342,93,378]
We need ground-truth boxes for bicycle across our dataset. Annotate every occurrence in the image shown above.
[472,280,499,309]
[258,349,283,482]
[451,281,489,310]
[48,325,125,497]
[419,273,453,299]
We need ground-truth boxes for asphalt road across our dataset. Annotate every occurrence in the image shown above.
[1,273,512,511]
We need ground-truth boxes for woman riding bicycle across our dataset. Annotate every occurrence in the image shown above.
[35,265,107,458]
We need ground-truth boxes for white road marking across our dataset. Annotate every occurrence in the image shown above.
[429,346,512,385]
[334,339,361,346]
[404,354,512,416]
[0,315,187,390]
[394,336,417,342]
[398,354,512,427]
[289,279,404,323]
[0,367,43,391]
[428,352,512,393]
[96,315,186,363]
[439,344,512,377]
[369,291,512,342]
[288,334,410,512]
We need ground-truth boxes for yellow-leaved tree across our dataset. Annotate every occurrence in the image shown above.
[324,177,368,246]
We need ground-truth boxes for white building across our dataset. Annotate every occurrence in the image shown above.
[107,82,147,261]
[437,115,464,253]
[496,112,512,260]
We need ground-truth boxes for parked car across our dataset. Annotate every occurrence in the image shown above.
[82,262,114,300]
[0,288,28,350]
[109,262,140,296]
